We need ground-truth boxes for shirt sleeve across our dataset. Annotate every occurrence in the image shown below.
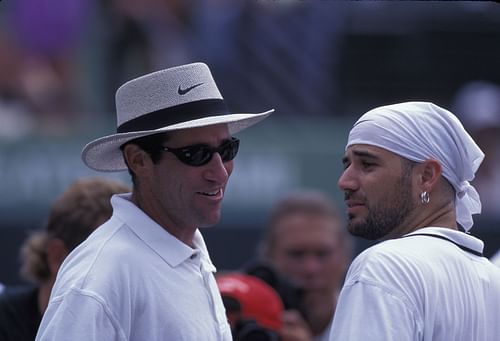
[36,288,126,341]
[329,281,422,341]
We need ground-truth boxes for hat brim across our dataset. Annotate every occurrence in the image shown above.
[81,110,274,172]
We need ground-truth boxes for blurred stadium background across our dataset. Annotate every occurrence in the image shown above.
[1,1,500,285]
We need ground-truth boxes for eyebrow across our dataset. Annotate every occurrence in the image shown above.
[342,149,381,165]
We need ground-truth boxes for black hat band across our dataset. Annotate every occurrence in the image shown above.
[117,99,229,134]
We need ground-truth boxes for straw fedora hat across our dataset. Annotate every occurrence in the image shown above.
[81,62,274,172]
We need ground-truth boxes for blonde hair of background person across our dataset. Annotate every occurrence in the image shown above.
[0,177,130,341]
[21,177,131,311]
[259,190,352,341]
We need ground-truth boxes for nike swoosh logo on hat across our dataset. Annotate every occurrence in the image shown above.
[177,82,204,95]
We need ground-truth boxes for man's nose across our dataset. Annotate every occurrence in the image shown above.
[203,152,230,183]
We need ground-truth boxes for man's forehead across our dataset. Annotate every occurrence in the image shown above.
[346,144,399,160]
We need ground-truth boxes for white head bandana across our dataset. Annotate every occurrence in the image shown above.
[347,101,484,231]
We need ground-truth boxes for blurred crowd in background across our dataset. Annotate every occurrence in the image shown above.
[1,0,500,282]
[0,0,346,139]
[1,1,499,135]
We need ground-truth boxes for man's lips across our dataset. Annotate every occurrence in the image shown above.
[345,199,364,208]
[345,200,365,215]
[197,188,223,200]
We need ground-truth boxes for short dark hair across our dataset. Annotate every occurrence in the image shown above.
[400,157,417,180]
[120,132,170,182]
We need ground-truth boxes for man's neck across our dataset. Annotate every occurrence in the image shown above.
[38,278,55,315]
[130,191,197,248]
[302,290,338,336]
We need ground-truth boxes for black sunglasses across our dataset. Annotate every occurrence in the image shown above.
[161,137,240,166]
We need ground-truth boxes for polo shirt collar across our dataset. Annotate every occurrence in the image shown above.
[405,227,484,256]
[111,193,217,270]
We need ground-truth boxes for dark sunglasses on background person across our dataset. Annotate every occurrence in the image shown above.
[161,137,240,166]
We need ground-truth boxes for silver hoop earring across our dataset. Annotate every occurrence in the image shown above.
[420,191,430,204]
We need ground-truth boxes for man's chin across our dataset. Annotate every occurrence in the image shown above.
[302,289,332,303]
[198,214,222,228]
[348,220,384,241]
[347,218,365,236]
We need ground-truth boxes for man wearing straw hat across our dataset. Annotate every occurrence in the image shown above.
[36,62,274,341]
[330,102,500,340]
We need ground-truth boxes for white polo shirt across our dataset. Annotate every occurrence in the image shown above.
[330,227,500,341]
[36,194,231,341]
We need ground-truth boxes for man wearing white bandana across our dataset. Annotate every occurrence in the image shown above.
[329,102,500,341]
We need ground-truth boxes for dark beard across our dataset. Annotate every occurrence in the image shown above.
[347,172,415,240]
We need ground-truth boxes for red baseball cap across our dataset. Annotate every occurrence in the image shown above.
[216,273,284,332]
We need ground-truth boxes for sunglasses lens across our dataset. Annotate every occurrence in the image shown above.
[220,138,239,162]
[180,146,211,166]
[165,138,240,166]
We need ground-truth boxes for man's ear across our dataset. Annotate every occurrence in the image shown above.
[123,144,152,176]
[418,159,442,191]
[46,239,68,276]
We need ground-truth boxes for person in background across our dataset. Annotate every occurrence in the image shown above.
[36,62,274,341]
[216,272,284,341]
[452,80,500,219]
[452,81,500,263]
[330,101,500,340]
[0,177,130,341]
[258,190,352,341]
